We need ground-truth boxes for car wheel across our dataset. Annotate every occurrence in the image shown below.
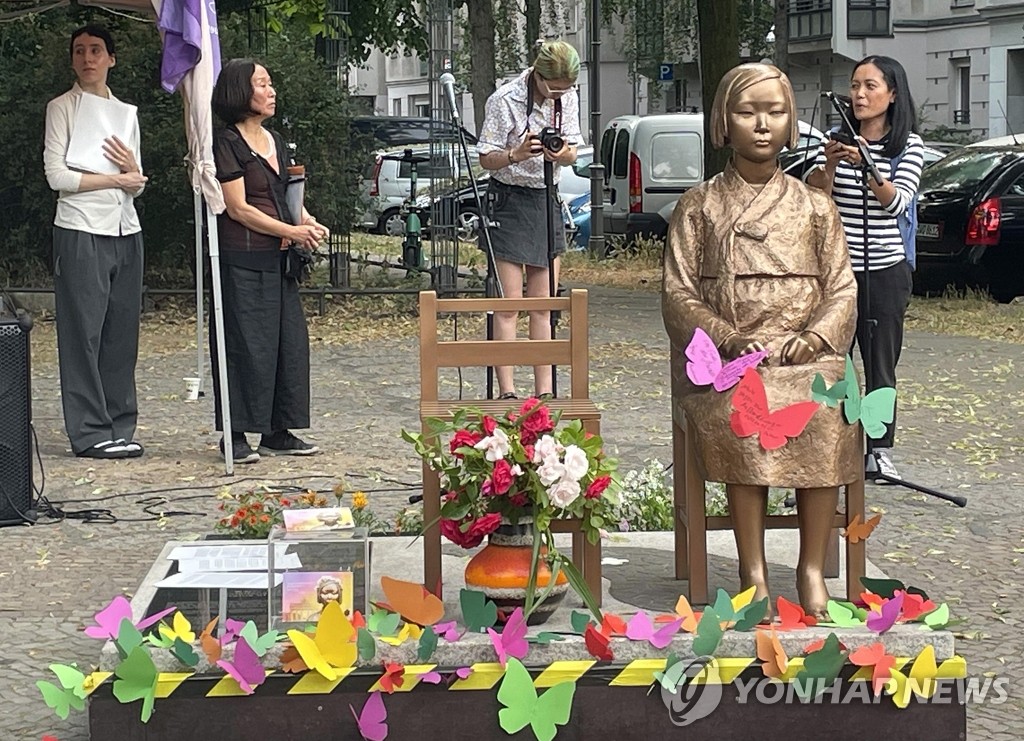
[457,208,480,243]
[981,251,1024,303]
[379,209,405,237]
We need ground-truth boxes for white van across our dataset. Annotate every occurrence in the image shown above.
[599,114,704,243]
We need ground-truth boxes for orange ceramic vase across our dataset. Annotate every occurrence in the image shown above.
[464,520,568,625]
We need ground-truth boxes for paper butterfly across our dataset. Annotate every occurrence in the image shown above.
[849,642,896,696]
[497,658,576,741]
[37,664,87,720]
[486,607,529,667]
[584,624,613,661]
[843,513,882,544]
[350,691,388,741]
[886,645,939,709]
[112,646,159,723]
[624,611,682,649]
[378,662,405,694]
[199,618,222,664]
[599,613,627,638]
[379,622,423,647]
[866,591,904,635]
[84,596,176,641]
[841,356,896,439]
[755,628,789,679]
[811,372,848,407]
[824,600,866,628]
[378,576,445,626]
[432,620,464,642]
[215,637,266,695]
[776,596,818,631]
[286,601,357,680]
[730,368,819,450]
[685,327,768,392]
[654,595,699,633]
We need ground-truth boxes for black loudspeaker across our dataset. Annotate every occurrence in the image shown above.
[0,310,35,526]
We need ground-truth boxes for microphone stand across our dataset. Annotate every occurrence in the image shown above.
[544,158,559,398]
[443,91,504,399]
[824,93,966,508]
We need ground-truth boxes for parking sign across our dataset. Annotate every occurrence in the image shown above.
[659,63,674,81]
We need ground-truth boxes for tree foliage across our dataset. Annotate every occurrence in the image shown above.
[0,6,371,287]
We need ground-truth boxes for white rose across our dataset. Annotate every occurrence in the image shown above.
[473,427,510,461]
[510,464,523,477]
[537,455,565,487]
[532,435,561,465]
[547,478,581,508]
[562,445,590,482]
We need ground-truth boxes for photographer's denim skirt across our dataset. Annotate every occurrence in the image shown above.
[485,179,565,268]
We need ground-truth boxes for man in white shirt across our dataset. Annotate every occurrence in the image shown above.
[43,25,148,459]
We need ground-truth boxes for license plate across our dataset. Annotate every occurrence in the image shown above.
[918,222,942,240]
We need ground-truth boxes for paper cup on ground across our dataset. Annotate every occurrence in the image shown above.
[184,377,201,401]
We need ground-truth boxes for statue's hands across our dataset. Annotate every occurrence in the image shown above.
[779,332,823,366]
[720,334,766,361]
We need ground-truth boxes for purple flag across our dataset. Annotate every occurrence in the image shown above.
[158,0,221,93]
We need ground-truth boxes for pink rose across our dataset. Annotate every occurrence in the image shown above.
[520,399,554,437]
[585,475,612,499]
[450,429,482,457]
[490,459,514,495]
[440,513,504,549]
[508,492,529,507]
[466,513,503,541]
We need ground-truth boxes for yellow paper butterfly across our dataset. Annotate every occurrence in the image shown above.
[286,601,357,681]
[886,645,937,708]
[158,612,196,644]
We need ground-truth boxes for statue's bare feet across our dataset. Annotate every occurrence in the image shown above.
[797,566,830,619]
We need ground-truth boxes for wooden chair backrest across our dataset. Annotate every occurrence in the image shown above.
[418,289,590,402]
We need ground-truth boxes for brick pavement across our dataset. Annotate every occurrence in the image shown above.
[1,285,1021,739]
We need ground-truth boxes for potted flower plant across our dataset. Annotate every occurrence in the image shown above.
[403,397,618,623]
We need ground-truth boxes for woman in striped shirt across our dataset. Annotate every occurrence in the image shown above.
[807,55,923,482]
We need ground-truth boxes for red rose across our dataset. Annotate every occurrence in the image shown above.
[508,492,529,507]
[482,415,497,435]
[450,429,481,457]
[440,513,503,548]
[585,475,612,499]
[466,513,503,541]
[490,459,514,495]
[520,428,538,447]
[520,400,554,437]
[523,444,535,462]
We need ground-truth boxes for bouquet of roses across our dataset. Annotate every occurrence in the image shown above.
[403,397,618,616]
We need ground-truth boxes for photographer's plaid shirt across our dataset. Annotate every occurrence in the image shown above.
[477,68,583,189]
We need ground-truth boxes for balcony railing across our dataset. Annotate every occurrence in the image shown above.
[954,109,971,125]
[789,0,833,41]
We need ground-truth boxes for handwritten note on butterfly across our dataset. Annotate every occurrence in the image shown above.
[729,368,818,450]
[685,327,768,392]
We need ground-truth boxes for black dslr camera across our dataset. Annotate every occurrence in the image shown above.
[538,126,565,152]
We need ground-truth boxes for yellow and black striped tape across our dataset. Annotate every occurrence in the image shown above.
[80,655,967,698]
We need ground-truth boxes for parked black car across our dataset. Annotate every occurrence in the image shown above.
[914,145,1024,302]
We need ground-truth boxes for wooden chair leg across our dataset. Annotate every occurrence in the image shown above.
[572,530,585,581]
[672,418,689,581]
[585,537,603,608]
[844,478,866,601]
[422,459,443,598]
[825,527,840,579]
[684,422,709,606]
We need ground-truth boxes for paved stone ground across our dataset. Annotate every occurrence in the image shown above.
[1,285,1022,739]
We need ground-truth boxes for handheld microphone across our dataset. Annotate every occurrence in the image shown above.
[439,72,460,122]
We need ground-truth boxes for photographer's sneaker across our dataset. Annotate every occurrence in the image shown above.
[259,430,319,456]
[873,450,900,484]
[219,435,260,464]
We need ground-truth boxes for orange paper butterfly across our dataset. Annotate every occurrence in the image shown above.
[843,513,882,544]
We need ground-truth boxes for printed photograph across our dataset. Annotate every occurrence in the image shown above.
[281,571,354,621]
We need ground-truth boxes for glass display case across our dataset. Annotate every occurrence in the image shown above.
[266,525,370,630]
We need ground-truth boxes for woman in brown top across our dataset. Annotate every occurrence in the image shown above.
[662,63,859,616]
[210,59,327,464]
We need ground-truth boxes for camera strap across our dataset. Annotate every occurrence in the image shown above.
[524,71,562,133]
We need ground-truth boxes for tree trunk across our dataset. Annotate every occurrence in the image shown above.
[466,0,497,131]
[525,0,541,65]
[697,0,739,178]
[773,0,789,74]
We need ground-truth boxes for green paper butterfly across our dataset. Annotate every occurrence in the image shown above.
[811,373,849,407]
[841,356,896,439]
[37,663,87,719]
[239,621,280,657]
[692,608,724,657]
[357,627,377,661]
[460,588,498,634]
[367,608,401,637]
[497,658,576,741]
[416,625,437,661]
[113,646,159,723]
[793,633,847,700]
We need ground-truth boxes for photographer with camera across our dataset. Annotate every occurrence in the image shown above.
[476,39,582,400]
[806,56,925,482]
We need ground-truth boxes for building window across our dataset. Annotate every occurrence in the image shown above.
[952,59,971,126]
[414,98,431,118]
[788,0,833,41]
[848,0,890,37]
[418,56,428,78]
[951,0,974,7]
[392,98,402,116]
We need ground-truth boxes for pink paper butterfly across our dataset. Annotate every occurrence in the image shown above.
[866,591,904,635]
[624,612,683,650]
[350,691,388,741]
[685,327,768,392]
[84,596,176,640]
[215,637,266,695]
[486,607,529,667]
[433,620,463,642]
